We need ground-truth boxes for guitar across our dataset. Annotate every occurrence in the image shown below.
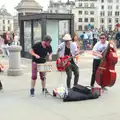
[56,50,84,71]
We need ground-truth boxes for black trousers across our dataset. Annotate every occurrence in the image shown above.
[90,59,101,87]
[0,80,2,89]
[93,38,97,47]
[65,63,79,88]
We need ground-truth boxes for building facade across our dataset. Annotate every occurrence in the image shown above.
[48,0,75,14]
[97,0,120,31]
[72,0,120,33]
[0,7,14,34]
[47,0,75,37]
[72,0,98,33]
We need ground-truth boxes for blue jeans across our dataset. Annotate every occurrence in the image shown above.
[83,40,87,50]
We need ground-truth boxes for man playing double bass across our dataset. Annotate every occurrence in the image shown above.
[90,33,109,90]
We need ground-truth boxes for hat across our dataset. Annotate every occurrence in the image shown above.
[43,35,52,42]
[62,34,72,41]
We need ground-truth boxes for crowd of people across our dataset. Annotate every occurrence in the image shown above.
[79,28,120,50]
[0,32,19,57]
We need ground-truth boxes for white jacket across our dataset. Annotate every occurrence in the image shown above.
[58,42,78,66]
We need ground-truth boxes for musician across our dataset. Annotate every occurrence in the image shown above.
[90,33,108,90]
[58,34,79,88]
[29,35,52,96]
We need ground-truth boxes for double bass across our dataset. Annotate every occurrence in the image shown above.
[96,41,118,87]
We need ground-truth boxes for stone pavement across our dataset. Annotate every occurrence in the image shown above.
[0,50,120,120]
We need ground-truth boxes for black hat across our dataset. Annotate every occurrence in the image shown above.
[43,35,52,42]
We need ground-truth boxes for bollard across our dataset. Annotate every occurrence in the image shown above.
[7,45,23,76]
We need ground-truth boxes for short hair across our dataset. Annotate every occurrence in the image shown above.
[100,33,106,37]
[43,35,52,42]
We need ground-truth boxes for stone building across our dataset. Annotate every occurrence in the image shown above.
[0,6,13,34]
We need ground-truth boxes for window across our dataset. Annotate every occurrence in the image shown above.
[101,0,104,2]
[84,25,88,31]
[108,5,112,9]
[8,20,10,24]
[84,18,88,22]
[100,18,104,23]
[79,3,83,7]
[115,11,119,16]
[84,3,88,7]
[78,25,82,31]
[3,20,5,24]
[78,11,82,14]
[8,27,10,31]
[3,26,5,31]
[101,5,104,9]
[115,18,119,23]
[107,0,113,3]
[100,11,105,16]
[90,18,94,22]
[78,18,82,22]
[84,11,88,15]
[108,11,112,16]
[55,10,58,13]
[90,11,94,15]
[90,3,94,7]
[116,5,119,9]
[108,18,112,23]
[108,25,112,31]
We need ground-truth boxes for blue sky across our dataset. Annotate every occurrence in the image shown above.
[0,0,70,15]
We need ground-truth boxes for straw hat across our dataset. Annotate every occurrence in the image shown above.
[62,34,72,41]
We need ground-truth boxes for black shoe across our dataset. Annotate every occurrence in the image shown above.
[30,88,35,96]
[0,86,3,91]
[42,88,48,94]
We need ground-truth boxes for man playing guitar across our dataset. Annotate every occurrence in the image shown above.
[57,34,79,88]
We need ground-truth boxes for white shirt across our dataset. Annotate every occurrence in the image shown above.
[93,41,108,59]
[58,42,77,57]
[88,31,93,39]
[83,33,88,39]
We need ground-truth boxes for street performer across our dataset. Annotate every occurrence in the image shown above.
[57,34,79,88]
[29,35,52,96]
[90,33,117,90]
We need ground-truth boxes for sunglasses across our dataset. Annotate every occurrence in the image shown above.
[100,37,105,39]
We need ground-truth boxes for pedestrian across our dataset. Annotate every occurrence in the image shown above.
[115,28,120,48]
[93,28,98,46]
[1,32,10,57]
[72,34,81,64]
[29,35,52,96]
[88,29,93,48]
[83,32,88,50]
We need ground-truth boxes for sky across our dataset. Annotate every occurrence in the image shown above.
[0,0,71,15]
